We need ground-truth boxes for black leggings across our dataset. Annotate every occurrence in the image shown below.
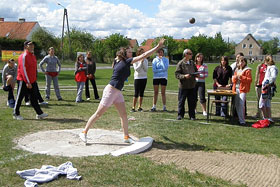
[134,79,147,97]
[195,82,206,104]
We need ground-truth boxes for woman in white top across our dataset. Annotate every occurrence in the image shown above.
[194,53,208,116]
[259,55,278,122]
[131,48,148,112]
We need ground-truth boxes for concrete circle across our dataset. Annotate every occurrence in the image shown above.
[16,129,138,157]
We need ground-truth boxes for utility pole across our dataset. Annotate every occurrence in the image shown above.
[58,3,71,62]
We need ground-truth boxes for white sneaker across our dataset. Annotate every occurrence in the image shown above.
[86,98,90,101]
[39,101,48,105]
[124,137,135,144]
[79,132,87,144]
[26,101,31,106]
[36,113,48,119]
[195,110,197,114]
[7,101,9,106]
[13,115,24,120]
[268,118,274,123]
[203,111,207,116]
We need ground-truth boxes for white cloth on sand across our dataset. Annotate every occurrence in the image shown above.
[16,161,81,187]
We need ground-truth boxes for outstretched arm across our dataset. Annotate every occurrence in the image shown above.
[131,38,165,64]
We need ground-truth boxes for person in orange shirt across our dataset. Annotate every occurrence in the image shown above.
[232,56,252,125]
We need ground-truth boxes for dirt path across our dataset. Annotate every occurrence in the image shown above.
[142,148,280,187]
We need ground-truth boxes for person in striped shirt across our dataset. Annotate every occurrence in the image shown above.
[194,53,208,116]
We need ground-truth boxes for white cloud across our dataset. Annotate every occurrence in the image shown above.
[0,0,280,44]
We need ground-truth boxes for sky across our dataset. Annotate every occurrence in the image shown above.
[1,0,280,45]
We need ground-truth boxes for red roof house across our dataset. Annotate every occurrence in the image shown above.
[140,38,189,52]
[0,18,40,40]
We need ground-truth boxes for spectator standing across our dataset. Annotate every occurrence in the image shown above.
[39,47,62,101]
[232,57,252,125]
[194,53,208,116]
[213,56,232,117]
[259,55,278,123]
[131,48,148,112]
[175,49,198,120]
[231,52,247,117]
[13,41,48,120]
[254,59,268,119]
[231,52,244,74]
[85,51,100,101]
[2,59,17,108]
[74,54,87,103]
[151,48,169,112]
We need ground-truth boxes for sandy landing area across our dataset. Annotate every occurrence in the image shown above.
[16,129,138,157]
[15,129,280,187]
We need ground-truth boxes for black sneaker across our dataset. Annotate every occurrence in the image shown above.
[239,122,246,126]
[190,117,196,121]
[138,107,143,112]
[150,108,156,112]
[177,115,182,120]
[131,108,136,112]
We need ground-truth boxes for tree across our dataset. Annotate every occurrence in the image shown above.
[258,37,279,55]
[92,39,106,63]
[186,34,212,60]
[186,33,229,61]
[211,32,228,57]
[0,37,25,51]
[172,40,188,60]
[152,35,177,60]
[103,33,129,59]
[31,28,59,58]
[224,41,236,57]
[63,27,96,59]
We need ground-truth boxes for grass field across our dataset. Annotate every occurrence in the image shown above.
[0,62,279,186]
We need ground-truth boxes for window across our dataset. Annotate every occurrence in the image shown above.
[242,44,246,48]
[249,51,252,55]
[249,44,253,48]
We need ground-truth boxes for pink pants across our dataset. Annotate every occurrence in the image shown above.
[100,84,124,107]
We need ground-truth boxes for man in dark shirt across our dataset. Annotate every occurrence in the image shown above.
[213,56,232,117]
[175,49,198,120]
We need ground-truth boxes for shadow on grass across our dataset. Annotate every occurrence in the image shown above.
[123,93,153,98]
[141,110,177,113]
[153,135,206,151]
[27,118,86,123]
[47,103,76,107]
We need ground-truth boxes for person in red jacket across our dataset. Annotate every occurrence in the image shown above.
[13,41,48,120]
[232,56,252,125]
[74,54,87,103]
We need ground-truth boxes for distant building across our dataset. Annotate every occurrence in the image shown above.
[139,39,154,52]
[128,39,139,55]
[0,18,40,40]
[235,34,263,58]
[128,39,138,50]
